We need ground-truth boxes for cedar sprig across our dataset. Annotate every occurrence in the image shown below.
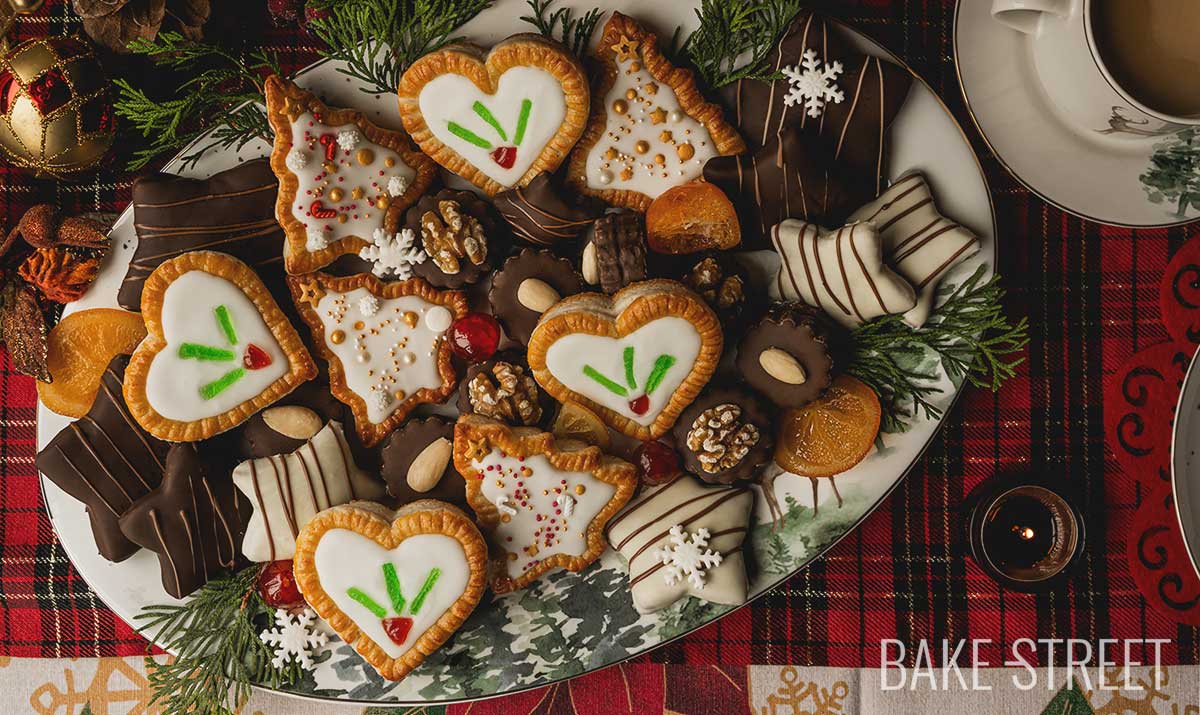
[112,32,279,171]
[307,0,493,95]
[520,0,602,58]
[682,0,802,88]
[848,266,1029,432]
[138,567,301,715]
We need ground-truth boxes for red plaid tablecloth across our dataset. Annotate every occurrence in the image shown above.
[2,0,1199,673]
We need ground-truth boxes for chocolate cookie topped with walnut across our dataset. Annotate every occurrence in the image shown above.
[405,189,502,288]
[456,357,549,428]
[672,385,774,484]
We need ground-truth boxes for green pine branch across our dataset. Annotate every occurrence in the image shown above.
[681,0,802,88]
[847,266,1029,432]
[137,567,301,715]
[520,0,602,57]
[113,32,280,171]
[307,0,494,95]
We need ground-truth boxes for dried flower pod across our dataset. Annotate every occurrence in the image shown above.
[17,205,61,249]
[0,283,50,381]
[18,248,100,303]
[0,227,23,264]
[56,216,110,250]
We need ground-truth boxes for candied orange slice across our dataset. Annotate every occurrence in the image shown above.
[774,375,881,478]
[37,308,146,418]
[552,400,611,450]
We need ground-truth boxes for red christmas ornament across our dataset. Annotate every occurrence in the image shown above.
[257,560,305,609]
[243,343,273,370]
[383,616,414,645]
[448,313,501,362]
[0,71,17,116]
[634,440,681,485]
[27,68,71,115]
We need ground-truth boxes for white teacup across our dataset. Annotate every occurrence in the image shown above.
[991,0,1200,138]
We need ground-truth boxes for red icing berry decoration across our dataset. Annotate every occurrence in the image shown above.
[628,395,650,416]
[319,133,338,160]
[382,616,414,645]
[0,71,17,116]
[309,200,337,219]
[448,313,501,362]
[27,68,71,116]
[491,146,517,169]
[257,560,304,609]
[635,440,681,485]
[243,343,273,370]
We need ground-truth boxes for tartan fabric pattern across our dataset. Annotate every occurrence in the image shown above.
[0,0,1197,671]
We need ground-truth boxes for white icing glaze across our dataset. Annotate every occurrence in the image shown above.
[472,449,615,580]
[144,271,288,422]
[234,422,384,562]
[314,287,449,424]
[584,55,716,198]
[313,530,471,659]
[286,112,416,251]
[543,317,701,426]
[418,68,567,188]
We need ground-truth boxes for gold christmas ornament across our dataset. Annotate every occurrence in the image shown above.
[0,35,115,178]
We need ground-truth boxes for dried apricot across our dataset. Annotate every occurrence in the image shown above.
[773,375,881,477]
[37,308,146,418]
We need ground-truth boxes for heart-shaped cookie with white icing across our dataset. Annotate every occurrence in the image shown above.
[397,34,589,196]
[293,501,488,681]
[527,279,723,440]
[123,251,316,442]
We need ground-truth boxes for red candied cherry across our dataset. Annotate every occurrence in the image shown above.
[243,343,273,370]
[257,559,305,609]
[448,312,501,363]
[382,616,414,645]
[635,440,681,486]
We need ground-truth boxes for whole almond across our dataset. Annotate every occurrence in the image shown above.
[262,405,323,441]
[759,348,807,385]
[407,437,453,493]
[516,278,561,313]
[581,241,599,285]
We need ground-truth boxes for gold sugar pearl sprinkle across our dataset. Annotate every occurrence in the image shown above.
[654,154,666,165]
[356,148,375,165]
[323,161,337,173]
[630,61,641,72]
[625,88,637,100]
[394,389,406,400]
[634,140,650,155]
[677,143,695,161]
[353,320,365,330]
[403,311,419,328]
[575,484,586,495]
[384,157,396,168]
[330,330,346,344]
[329,187,345,202]
[337,214,348,224]
[612,99,628,115]
[375,196,388,209]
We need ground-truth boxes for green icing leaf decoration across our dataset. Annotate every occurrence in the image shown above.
[583,365,628,397]
[178,343,236,361]
[513,98,532,146]
[623,346,636,390]
[214,305,238,345]
[447,121,493,149]
[200,368,245,400]
[382,563,406,615]
[472,101,508,141]
[347,587,387,618]
[410,567,442,615]
[644,355,677,395]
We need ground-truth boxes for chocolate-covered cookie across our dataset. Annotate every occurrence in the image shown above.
[737,304,835,409]
[120,160,286,311]
[119,443,249,598]
[35,355,170,562]
[585,212,646,293]
[489,249,582,345]
[456,357,549,427]
[380,417,468,510]
[494,172,597,248]
[672,386,774,485]
[238,380,347,458]
[405,189,501,288]
[703,127,869,250]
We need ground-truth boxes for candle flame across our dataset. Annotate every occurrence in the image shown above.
[1012,525,1036,541]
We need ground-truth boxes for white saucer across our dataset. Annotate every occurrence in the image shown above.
[954,0,1200,228]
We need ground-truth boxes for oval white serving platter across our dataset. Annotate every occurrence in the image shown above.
[37,0,997,704]
[1170,349,1200,581]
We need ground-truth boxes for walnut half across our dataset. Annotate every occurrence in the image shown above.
[420,200,487,275]
[468,362,542,426]
[685,403,760,473]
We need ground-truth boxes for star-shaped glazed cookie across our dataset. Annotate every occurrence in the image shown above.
[605,475,754,614]
[453,414,637,593]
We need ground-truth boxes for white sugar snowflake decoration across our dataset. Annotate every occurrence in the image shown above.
[337,129,361,152]
[306,225,330,252]
[359,227,427,279]
[781,49,845,118]
[655,525,722,590]
[387,175,410,198]
[259,607,328,670]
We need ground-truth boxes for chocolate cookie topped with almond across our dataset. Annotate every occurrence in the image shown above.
[736,304,835,409]
[379,416,468,510]
[489,249,582,345]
